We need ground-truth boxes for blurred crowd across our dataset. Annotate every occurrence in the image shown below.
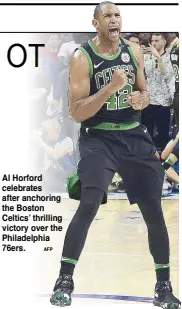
[29,32,179,194]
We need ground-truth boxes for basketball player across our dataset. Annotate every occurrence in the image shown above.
[50,2,181,308]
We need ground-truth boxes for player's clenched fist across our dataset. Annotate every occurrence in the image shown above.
[127,91,143,110]
[110,69,128,92]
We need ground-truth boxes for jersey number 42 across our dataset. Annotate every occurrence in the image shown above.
[105,84,132,110]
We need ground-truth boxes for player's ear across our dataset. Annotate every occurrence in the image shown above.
[162,36,166,46]
[92,18,99,30]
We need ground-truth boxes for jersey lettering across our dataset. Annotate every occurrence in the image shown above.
[95,64,135,91]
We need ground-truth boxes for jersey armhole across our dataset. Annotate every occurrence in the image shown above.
[79,47,93,78]
[122,38,139,69]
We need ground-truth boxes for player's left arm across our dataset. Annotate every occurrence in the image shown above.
[127,41,150,110]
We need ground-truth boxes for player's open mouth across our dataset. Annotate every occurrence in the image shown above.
[109,28,119,38]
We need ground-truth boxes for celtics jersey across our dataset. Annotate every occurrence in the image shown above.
[170,44,179,94]
[79,38,140,128]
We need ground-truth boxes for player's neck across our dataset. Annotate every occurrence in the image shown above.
[95,36,120,56]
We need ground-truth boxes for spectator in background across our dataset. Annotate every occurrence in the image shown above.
[58,33,81,147]
[59,33,73,44]
[29,53,52,130]
[120,32,127,39]
[142,33,175,151]
[41,34,62,117]
[170,36,179,128]
[29,87,48,130]
[165,33,178,53]
[127,33,140,45]
[57,33,92,69]
[58,33,81,68]
[139,32,151,48]
[161,133,179,186]
[33,118,75,192]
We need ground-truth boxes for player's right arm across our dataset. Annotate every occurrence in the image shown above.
[69,50,128,123]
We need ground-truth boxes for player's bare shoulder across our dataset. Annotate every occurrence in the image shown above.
[126,38,143,66]
[70,49,90,75]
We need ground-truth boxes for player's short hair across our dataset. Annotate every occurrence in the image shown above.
[93,1,115,19]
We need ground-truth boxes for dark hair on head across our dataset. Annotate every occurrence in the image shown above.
[152,33,166,40]
[127,33,139,40]
[93,1,115,18]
